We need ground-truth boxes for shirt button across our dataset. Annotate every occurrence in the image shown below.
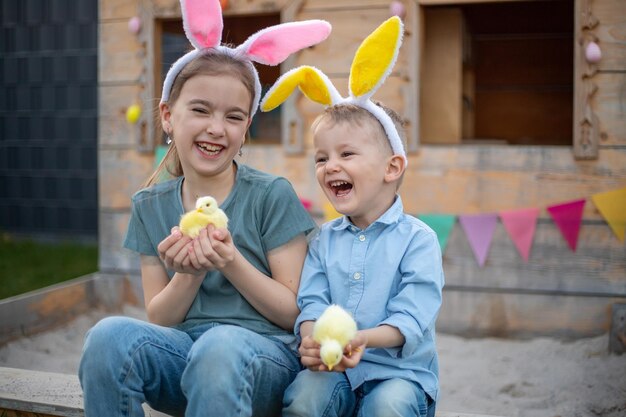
[359,234,366,241]
[353,272,361,280]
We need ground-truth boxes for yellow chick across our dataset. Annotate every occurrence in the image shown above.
[312,304,358,371]
[179,196,229,238]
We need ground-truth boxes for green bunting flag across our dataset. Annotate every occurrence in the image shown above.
[418,214,457,254]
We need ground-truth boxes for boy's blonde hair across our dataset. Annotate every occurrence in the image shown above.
[312,102,407,155]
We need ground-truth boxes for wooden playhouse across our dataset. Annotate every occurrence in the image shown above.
[98,0,626,339]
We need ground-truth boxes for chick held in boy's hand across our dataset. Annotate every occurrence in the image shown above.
[313,304,358,371]
[179,196,229,238]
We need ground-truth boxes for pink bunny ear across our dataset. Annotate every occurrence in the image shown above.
[181,0,223,49]
[238,20,331,66]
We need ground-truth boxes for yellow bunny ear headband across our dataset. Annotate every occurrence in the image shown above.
[260,16,406,164]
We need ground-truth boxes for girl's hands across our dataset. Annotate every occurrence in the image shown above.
[188,225,235,271]
[157,227,200,275]
[157,225,234,275]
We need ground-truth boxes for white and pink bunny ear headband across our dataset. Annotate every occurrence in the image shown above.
[160,0,332,118]
[260,16,407,164]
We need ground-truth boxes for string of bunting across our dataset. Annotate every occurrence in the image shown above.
[322,187,626,267]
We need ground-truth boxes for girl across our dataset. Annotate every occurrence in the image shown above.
[79,1,330,416]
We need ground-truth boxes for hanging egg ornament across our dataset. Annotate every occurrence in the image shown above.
[126,104,142,124]
[128,16,142,34]
[585,41,602,64]
[389,1,406,19]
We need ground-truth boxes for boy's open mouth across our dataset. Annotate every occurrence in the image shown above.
[329,180,353,197]
[197,142,223,156]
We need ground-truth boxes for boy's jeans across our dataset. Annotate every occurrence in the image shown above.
[282,369,436,417]
[78,316,300,417]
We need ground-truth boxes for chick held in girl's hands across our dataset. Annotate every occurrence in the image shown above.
[313,304,358,371]
[179,196,229,238]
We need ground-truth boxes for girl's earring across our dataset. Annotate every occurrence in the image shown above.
[238,147,243,157]
[166,136,172,145]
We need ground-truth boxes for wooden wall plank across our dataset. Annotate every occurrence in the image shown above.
[298,8,406,75]
[99,211,140,273]
[98,85,147,148]
[593,73,626,147]
[303,0,390,10]
[442,222,626,295]
[592,0,626,72]
[99,21,144,83]
[401,146,626,215]
[99,0,140,20]
[438,291,625,338]
[99,150,154,210]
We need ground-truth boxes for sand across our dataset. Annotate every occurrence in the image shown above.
[1,306,625,417]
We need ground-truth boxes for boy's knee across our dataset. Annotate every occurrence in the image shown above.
[283,371,353,417]
[362,379,427,417]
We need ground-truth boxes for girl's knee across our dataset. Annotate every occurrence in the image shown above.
[84,316,135,350]
[189,325,249,361]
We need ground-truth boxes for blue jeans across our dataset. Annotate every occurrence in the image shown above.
[282,370,435,417]
[78,316,301,417]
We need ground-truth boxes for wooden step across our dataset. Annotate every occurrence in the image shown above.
[0,366,504,417]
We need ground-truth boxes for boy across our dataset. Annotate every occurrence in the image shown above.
[259,16,444,417]
[281,102,444,417]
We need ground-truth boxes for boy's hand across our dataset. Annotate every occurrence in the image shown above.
[327,332,368,372]
[298,335,324,371]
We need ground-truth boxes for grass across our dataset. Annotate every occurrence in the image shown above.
[0,236,98,300]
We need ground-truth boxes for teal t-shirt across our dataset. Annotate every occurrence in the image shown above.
[124,163,316,338]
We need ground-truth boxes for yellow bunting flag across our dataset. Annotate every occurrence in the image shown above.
[591,187,626,241]
[322,201,342,222]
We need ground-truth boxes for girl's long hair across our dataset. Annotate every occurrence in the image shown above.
[143,52,256,188]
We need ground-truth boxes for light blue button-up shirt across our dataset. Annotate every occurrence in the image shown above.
[295,196,444,401]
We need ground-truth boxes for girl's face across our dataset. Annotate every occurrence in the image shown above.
[313,119,394,230]
[163,73,252,179]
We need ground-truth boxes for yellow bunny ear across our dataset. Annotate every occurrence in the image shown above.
[260,66,339,112]
[349,16,403,99]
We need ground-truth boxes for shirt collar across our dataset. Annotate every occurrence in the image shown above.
[332,195,404,231]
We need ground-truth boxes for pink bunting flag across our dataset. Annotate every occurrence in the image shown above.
[547,199,586,251]
[499,208,540,262]
[459,213,498,267]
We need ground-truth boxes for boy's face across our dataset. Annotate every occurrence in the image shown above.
[313,118,396,229]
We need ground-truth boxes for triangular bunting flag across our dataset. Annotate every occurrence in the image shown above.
[499,207,540,262]
[547,199,586,251]
[591,187,626,242]
[323,200,342,222]
[459,213,498,267]
[418,214,456,254]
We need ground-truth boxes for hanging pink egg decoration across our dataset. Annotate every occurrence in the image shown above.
[128,16,142,34]
[389,1,406,19]
[585,41,602,64]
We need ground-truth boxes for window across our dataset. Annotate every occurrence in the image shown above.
[420,0,574,146]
